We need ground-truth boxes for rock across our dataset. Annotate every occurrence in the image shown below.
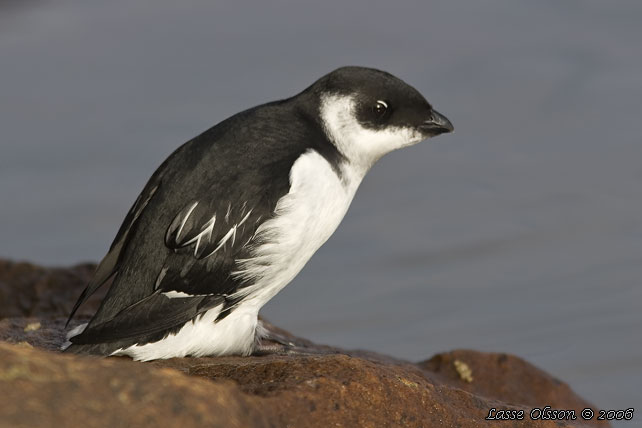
[421,350,598,416]
[0,342,269,428]
[0,259,100,319]
[1,317,82,352]
[0,259,610,427]
[1,317,609,428]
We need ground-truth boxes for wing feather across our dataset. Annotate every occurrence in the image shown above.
[65,182,160,326]
[70,292,224,344]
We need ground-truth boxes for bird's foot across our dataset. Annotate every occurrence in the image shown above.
[262,329,299,347]
[253,330,333,356]
[253,342,306,356]
[253,319,338,356]
[253,333,315,356]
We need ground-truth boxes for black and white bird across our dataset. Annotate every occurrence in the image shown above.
[64,66,453,361]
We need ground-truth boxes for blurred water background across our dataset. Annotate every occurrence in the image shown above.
[1,0,640,422]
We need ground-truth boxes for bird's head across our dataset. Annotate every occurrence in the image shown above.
[304,66,453,170]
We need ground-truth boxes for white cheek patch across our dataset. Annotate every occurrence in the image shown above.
[319,94,424,169]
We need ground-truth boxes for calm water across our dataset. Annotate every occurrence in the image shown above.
[2,0,641,421]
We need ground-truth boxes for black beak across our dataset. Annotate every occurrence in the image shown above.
[420,109,454,136]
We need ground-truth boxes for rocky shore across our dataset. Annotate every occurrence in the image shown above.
[0,259,609,427]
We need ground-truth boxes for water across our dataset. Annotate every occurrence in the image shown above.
[1,0,641,422]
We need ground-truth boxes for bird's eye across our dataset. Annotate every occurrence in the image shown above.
[373,100,388,116]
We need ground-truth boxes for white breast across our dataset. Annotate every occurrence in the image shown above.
[233,149,364,307]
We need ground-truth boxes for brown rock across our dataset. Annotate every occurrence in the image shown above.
[421,350,596,415]
[1,316,609,428]
[0,342,269,428]
[0,259,611,427]
[0,259,100,319]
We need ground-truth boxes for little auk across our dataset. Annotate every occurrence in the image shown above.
[64,66,454,361]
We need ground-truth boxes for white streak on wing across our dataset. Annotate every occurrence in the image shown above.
[178,204,255,258]
[238,209,252,226]
[162,290,213,298]
[184,214,216,255]
[60,322,88,350]
[66,322,88,340]
[154,267,169,289]
[212,227,235,254]
[194,236,202,256]
[225,203,232,223]
[203,209,253,259]
[176,201,199,241]
[162,290,194,298]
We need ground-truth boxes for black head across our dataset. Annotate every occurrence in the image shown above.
[299,66,453,167]
[310,66,452,135]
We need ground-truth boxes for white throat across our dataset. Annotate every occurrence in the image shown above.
[319,94,425,171]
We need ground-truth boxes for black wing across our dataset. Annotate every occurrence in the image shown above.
[70,195,270,345]
[68,101,338,345]
[68,292,224,344]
